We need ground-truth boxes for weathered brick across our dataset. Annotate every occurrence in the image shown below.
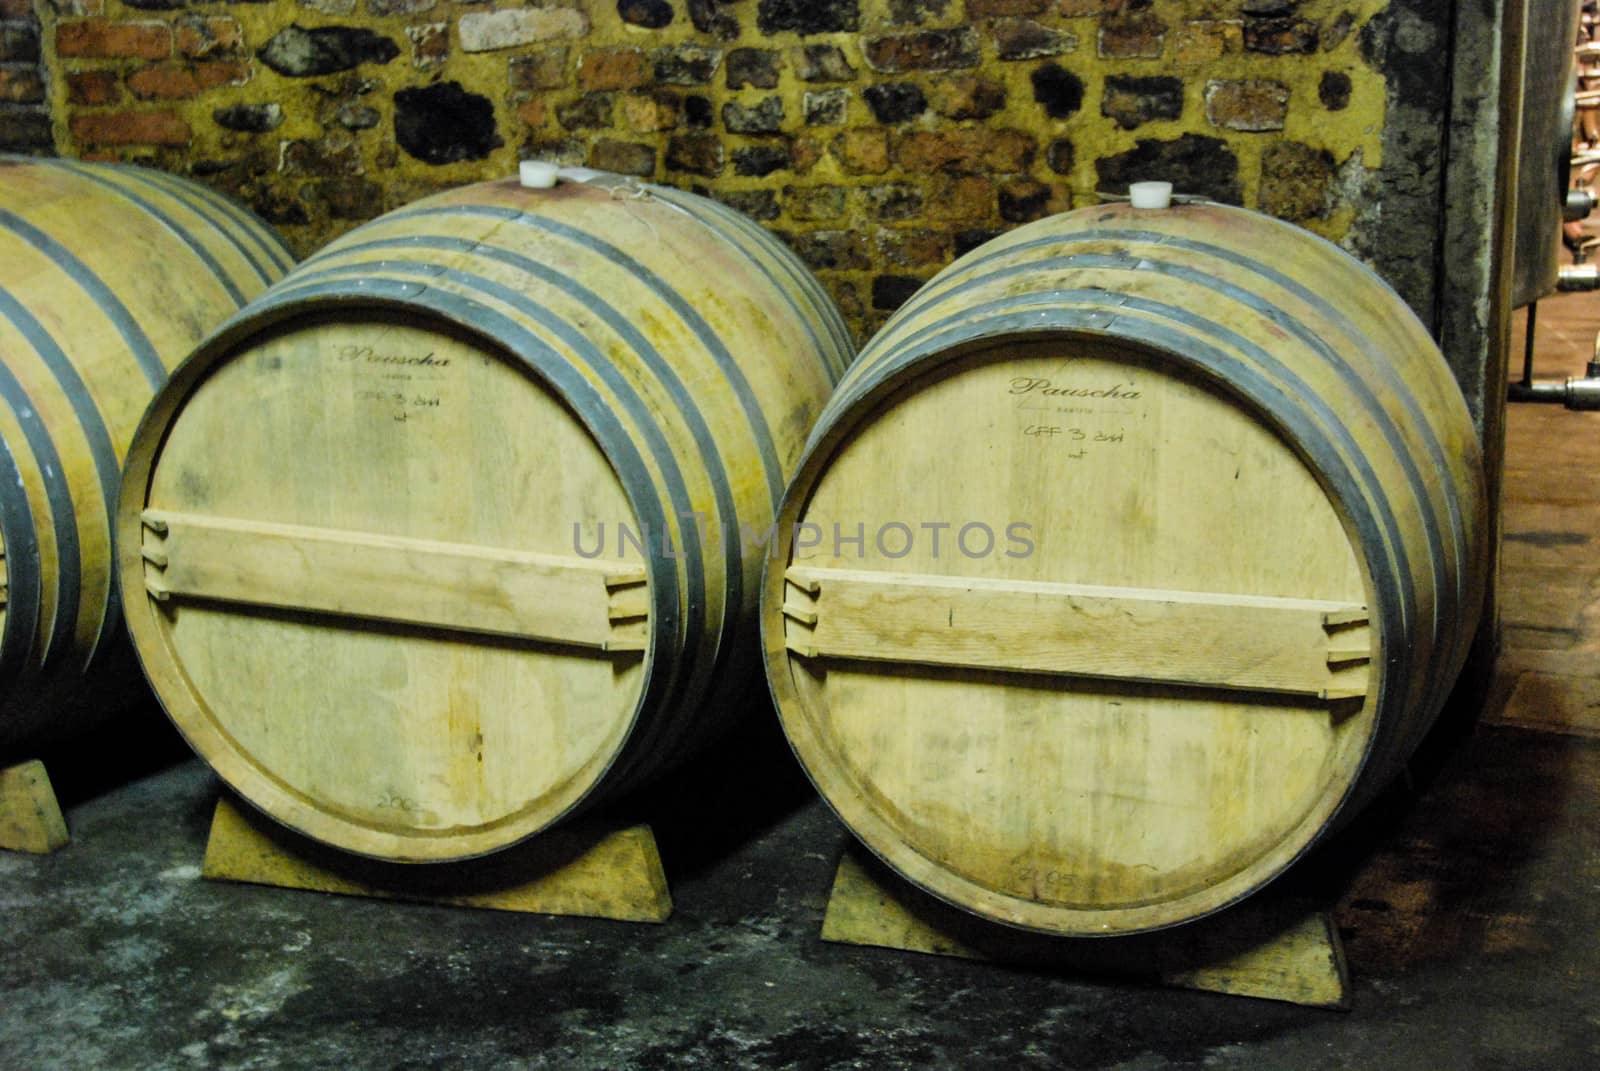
[926,174,995,222]
[1095,133,1242,204]
[213,102,282,132]
[688,0,739,40]
[715,188,780,221]
[300,0,358,15]
[71,110,191,147]
[969,0,1047,14]
[281,134,363,176]
[1321,12,1355,51]
[804,88,849,126]
[895,129,1034,174]
[726,48,779,90]
[833,128,889,174]
[683,95,713,128]
[460,8,588,54]
[622,90,679,132]
[877,228,948,269]
[1098,12,1166,59]
[1244,16,1317,54]
[406,22,448,70]
[872,274,922,311]
[57,19,171,60]
[998,179,1051,223]
[653,46,721,85]
[1101,75,1183,131]
[257,26,397,77]
[863,183,922,221]
[723,96,783,134]
[792,229,870,271]
[334,102,380,130]
[618,0,673,29]
[887,0,949,24]
[864,29,979,72]
[791,135,822,175]
[590,138,656,176]
[313,176,383,220]
[1030,64,1084,119]
[929,76,1005,120]
[67,69,121,106]
[368,0,436,14]
[0,110,52,151]
[1056,0,1116,13]
[992,18,1075,61]
[579,48,647,91]
[127,62,251,100]
[954,227,1004,256]
[733,144,790,177]
[758,0,859,35]
[514,98,546,127]
[394,82,501,164]
[666,132,723,176]
[1045,138,1073,175]
[1319,70,1351,110]
[509,49,568,92]
[1204,79,1289,132]
[785,184,847,222]
[521,137,585,167]
[794,44,855,82]
[176,15,244,59]
[862,83,925,124]
[1175,20,1242,66]
[828,277,865,323]
[0,67,45,104]
[556,92,613,130]
[1259,140,1335,222]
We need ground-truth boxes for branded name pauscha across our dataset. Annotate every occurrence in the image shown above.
[1009,378,1141,400]
[573,520,1038,560]
[337,345,452,368]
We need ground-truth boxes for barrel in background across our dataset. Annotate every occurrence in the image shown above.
[117,172,851,863]
[0,156,294,756]
[762,201,1488,936]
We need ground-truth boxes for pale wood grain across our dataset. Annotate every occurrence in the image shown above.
[142,509,648,651]
[783,565,1370,700]
[0,760,69,854]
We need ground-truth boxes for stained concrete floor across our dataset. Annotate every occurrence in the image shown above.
[5,298,1600,1070]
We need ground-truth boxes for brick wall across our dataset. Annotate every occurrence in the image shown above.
[1,0,51,153]
[34,0,1431,342]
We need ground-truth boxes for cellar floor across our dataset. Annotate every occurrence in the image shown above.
[3,295,1600,1070]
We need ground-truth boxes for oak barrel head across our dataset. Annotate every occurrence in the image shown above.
[118,174,850,861]
[764,201,1486,936]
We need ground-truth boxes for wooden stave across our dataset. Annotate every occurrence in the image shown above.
[0,157,291,751]
[762,202,1487,935]
[117,175,848,860]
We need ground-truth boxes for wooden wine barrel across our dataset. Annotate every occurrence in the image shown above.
[117,172,851,862]
[0,156,293,755]
[763,201,1488,936]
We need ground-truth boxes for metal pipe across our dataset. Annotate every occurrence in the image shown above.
[1567,187,1597,221]
[1508,329,1600,408]
[1558,263,1600,289]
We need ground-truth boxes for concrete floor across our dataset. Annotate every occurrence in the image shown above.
[5,297,1600,1069]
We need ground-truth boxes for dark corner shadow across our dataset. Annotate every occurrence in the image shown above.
[1276,630,1581,936]
[25,695,195,812]
[615,674,819,883]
